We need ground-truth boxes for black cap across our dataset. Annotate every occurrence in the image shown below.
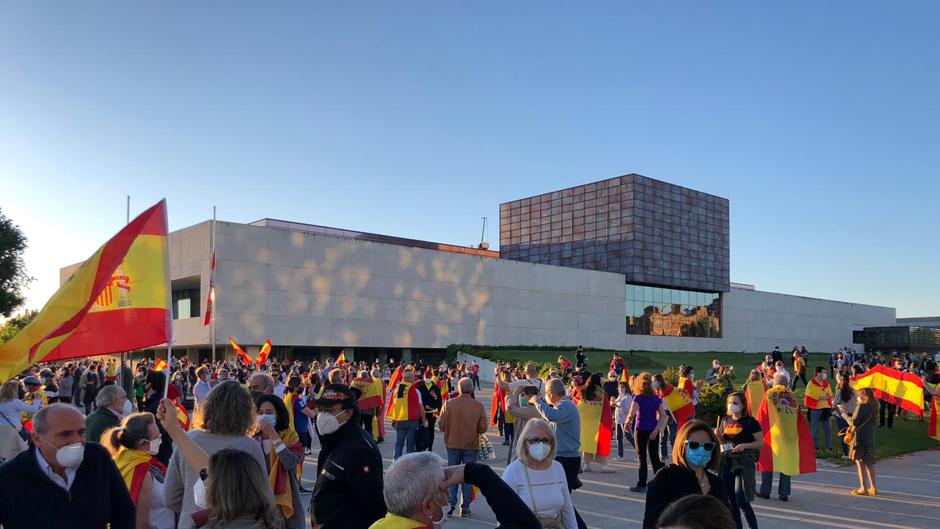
[311,384,357,407]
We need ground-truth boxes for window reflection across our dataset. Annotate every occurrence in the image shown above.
[625,283,721,338]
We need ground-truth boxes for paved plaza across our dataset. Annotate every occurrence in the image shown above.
[298,388,939,529]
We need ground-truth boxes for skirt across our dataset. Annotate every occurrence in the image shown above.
[850,444,875,466]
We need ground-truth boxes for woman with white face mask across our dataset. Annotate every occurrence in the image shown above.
[253,395,305,529]
[104,412,175,529]
[500,419,577,529]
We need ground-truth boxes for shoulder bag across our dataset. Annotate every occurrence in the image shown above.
[523,464,565,529]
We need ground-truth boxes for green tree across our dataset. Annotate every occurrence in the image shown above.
[0,310,35,344]
[0,209,31,317]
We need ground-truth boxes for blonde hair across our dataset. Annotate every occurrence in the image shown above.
[197,381,255,436]
[632,372,654,397]
[206,449,282,529]
[515,418,557,463]
[0,380,19,402]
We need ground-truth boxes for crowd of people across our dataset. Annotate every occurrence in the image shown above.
[0,344,936,529]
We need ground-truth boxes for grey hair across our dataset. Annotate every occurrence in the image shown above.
[33,403,83,434]
[249,372,275,390]
[548,378,566,396]
[96,384,126,408]
[402,370,415,382]
[773,372,787,387]
[458,377,473,394]
[384,452,446,517]
[515,418,557,462]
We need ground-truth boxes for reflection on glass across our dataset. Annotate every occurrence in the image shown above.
[624,283,721,338]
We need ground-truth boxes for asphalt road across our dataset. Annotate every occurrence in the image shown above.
[299,388,939,529]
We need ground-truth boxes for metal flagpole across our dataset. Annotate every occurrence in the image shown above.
[210,206,217,363]
[122,196,131,396]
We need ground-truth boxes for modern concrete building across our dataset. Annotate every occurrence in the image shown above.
[62,174,897,363]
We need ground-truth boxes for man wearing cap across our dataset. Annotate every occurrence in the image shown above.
[310,384,386,529]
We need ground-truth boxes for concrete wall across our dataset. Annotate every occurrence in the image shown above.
[623,287,896,353]
[172,221,627,350]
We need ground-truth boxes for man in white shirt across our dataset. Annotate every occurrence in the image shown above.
[192,366,212,411]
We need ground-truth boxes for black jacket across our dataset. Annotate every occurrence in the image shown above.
[642,464,729,529]
[465,463,540,529]
[416,381,443,414]
[311,416,386,529]
[0,443,135,529]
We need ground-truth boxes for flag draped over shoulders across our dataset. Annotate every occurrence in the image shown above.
[577,398,613,457]
[756,385,816,476]
[660,384,694,430]
[744,380,767,418]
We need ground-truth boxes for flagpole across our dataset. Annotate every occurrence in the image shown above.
[210,206,217,364]
[122,195,130,397]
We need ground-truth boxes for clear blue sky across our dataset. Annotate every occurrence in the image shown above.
[1,1,937,317]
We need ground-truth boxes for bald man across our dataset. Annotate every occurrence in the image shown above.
[0,404,135,529]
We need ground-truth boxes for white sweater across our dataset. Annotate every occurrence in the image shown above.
[501,459,577,529]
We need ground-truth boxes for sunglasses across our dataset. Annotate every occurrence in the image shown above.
[685,441,715,451]
[526,437,554,444]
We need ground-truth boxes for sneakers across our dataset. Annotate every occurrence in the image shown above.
[460,510,471,517]
[304,448,312,455]
[596,465,616,473]
[581,461,591,472]
[447,505,456,516]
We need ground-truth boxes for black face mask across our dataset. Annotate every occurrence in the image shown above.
[250,390,264,401]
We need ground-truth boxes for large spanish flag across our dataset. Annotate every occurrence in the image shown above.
[661,383,695,430]
[851,365,925,416]
[0,200,170,382]
[255,339,272,365]
[576,398,613,457]
[744,380,767,417]
[756,385,816,476]
[229,336,253,365]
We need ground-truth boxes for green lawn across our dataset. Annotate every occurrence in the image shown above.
[456,345,939,459]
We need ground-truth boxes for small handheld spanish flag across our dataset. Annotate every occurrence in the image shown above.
[153,359,168,372]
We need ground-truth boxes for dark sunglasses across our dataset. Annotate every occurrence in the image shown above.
[685,441,715,451]
[526,437,554,444]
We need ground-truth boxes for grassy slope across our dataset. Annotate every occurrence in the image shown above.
[469,347,937,459]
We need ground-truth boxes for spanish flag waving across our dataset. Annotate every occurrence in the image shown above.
[0,200,170,382]
[851,365,925,416]
[756,385,816,476]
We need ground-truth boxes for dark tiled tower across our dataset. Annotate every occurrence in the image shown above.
[499,174,730,292]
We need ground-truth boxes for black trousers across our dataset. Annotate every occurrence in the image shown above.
[879,402,896,428]
[361,413,374,437]
[415,413,437,451]
[635,429,665,487]
[555,456,587,529]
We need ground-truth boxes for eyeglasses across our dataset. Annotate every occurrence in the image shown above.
[685,441,715,451]
[526,437,554,444]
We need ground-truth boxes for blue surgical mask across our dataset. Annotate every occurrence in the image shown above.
[686,446,712,468]
[258,414,277,428]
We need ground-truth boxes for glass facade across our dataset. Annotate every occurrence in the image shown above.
[626,283,721,337]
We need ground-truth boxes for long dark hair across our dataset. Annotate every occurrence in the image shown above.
[838,373,853,403]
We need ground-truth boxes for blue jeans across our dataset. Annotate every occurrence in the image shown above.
[447,448,478,511]
[394,422,418,459]
[722,459,758,529]
[834,416,849,456]
[809,410,832,450]
[759,471,790,497]
[659,422,677,461]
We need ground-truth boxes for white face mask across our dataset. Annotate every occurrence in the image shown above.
[193,477,208,509]
[122,399,133,416]
[527,441,551,461]
[728,403,742,415]
[821,372,828,380]
[316,410,344,435]
[652,381,660,389]
[147,437,162,456]
[48,440,85,468]
[431,498,448,529]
